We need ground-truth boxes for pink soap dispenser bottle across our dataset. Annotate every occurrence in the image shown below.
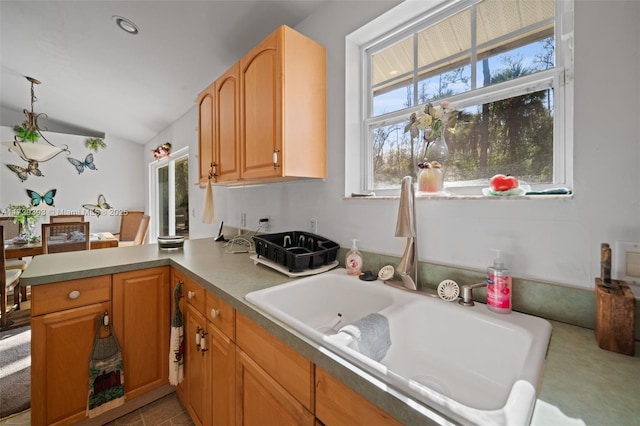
[486,249,512,314]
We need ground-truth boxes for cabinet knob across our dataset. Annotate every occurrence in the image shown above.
[210,308,219,319]
[68,290,80,300]
[188,291,196,300]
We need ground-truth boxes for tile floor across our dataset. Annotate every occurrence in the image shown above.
[0,393,193,426]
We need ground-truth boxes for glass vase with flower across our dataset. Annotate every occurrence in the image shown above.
[405,102,457,193]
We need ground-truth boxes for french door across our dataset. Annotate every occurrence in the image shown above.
[149,147,189,242]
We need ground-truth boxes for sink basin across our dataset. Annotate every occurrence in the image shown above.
[245,268,552,425]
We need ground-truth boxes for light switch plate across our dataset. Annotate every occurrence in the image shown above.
[614,241,640,286]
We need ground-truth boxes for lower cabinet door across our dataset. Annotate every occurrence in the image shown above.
[209,322,235,426]
[315,367,402,426]
[185,303,210,426]
[112,267,170,400]
[31,302,112,426]
[236,349,314,426]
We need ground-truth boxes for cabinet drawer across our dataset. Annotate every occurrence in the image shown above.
[184,276,205,315]
[31,275,111,316]
[236,313,314,412]
[205,290,235,340]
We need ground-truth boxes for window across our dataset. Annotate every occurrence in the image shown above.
[346,0,573,196]
[149,147,189,242]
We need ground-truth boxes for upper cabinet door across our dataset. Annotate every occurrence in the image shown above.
[197,84,215,185]
[240,29,282,180]
[198,25,326,185]
[215,63,241,182]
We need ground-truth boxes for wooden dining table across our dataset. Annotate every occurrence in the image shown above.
[4,232,119,259]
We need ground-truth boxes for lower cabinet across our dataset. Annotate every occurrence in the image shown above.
[112,267,170,400]
[177,269,236,426]
[315,367,403,426]
[32,301,112,425]
[235,349,315,425]
[30,268,170,426]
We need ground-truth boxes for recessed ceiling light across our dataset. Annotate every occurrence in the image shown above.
[113,15,139,35]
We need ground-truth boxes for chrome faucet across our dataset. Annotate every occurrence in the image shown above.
[395,176,419,290]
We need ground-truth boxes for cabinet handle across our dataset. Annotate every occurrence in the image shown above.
[188,291,196,300]
[209,162,218,180]
[199,329,209,353]
[68,290,80,300]
[210,308,219,319]
[273,149,280,169]
[200,334,208,353]
[195,326,202,346]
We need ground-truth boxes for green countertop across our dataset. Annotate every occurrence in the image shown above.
[21,237,640,425]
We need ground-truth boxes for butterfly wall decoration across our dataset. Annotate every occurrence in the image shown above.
[26,189,57,207]
[6,160,44,181]
[67,153,97,174]
[82,194,111,216]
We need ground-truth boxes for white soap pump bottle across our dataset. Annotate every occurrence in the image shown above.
[486,249,512,314]
[346,239,363,276]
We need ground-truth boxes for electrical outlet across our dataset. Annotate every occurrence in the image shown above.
[309,218,318,234]
[240,212,247,228]
[614,241,640,285]
[259,216,271,232]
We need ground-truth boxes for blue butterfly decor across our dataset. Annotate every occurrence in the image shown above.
[83,194,111,216]
[26,189,57,207]
[67,153,97,174]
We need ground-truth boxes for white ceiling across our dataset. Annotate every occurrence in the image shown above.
[0,0,327,144]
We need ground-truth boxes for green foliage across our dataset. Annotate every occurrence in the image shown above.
[6,204,42,225]
[88,385,125,409]
[85,138,107,152]
[13,123,39,142]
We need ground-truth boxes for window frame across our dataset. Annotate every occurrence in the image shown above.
[345,0,574,197]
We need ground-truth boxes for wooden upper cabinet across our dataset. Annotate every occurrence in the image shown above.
[196,25,326,185]
[198,82,215,185]
[240,25,326,181]
[214,63,241,182]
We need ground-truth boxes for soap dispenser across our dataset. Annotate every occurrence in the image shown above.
[486,249,512,314]
[346,239,363,276]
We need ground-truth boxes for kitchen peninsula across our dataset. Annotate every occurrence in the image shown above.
[21,238,639,425]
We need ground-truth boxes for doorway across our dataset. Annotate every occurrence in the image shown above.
[149,147,189,242]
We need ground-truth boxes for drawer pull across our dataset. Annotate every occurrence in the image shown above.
[188,291,196,300]
[210,309,219,319]
[68,290,80,300]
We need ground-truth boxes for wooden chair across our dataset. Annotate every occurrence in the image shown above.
[50,214,85,223]
[0,216,29,273]
[118,215,150,247]
[1,225,22,329]
[41,222,91,254]
[115,211,144,243]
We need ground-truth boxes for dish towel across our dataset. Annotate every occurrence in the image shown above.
[202,178,215,224]
[87,312,125,418]
[169,281,184,385]
[338,313,391,362]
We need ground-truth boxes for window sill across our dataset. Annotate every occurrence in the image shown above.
[345,192,574,201]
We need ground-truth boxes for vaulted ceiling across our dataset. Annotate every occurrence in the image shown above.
[0,0,327,144]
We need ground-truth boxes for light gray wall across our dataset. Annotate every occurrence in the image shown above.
[1,127,145,234]
[145,0,640,290]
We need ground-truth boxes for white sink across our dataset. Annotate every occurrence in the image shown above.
[245,268,552,426]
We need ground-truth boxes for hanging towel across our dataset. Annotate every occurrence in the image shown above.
[202,178,215,224]
[87,312,125,418]
[338,313,391,362]
[169,281,184,385]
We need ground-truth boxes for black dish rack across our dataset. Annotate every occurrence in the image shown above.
[253,231,340,273]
